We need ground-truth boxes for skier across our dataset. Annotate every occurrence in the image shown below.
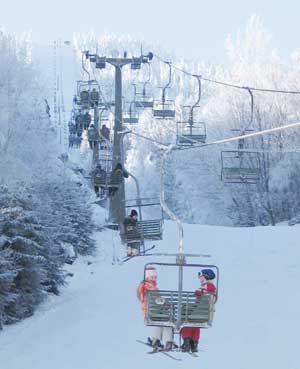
[123,209,140,256]
[137,266,174,351]
[100,124,110,141]
[93,164,106,196]
[109,163,129,197]
[83,112,91,129]
[180,268,217,353]
[87,123,96,149]
[90,88,99,106]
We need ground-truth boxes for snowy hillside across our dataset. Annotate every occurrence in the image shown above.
[2,18,300,369]
[0,209,299,369]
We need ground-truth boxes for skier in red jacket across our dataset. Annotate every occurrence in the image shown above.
[180,269,217,353]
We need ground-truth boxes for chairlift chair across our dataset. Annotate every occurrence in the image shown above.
[90,89,100,106]
[93,170,108,187]
[75,112,92,130]
[153,61,175,119]
[177,77,206,145]
[177,122,206,145]
[221,88,260,184]
[123,102,139,124]
[135,97,154,109]
[153,100,176,118]
[221,150,260,184]
[87,125,99,142]
[134,64,154,109]
[123,197,163,243]
[153,89,176,119]
[143,262,219,332]
[177,121,206,146]
[76,80,100,108]
[79,90,89,108]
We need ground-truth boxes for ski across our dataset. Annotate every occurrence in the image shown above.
[122,245,156,262]
[136,340,182,361]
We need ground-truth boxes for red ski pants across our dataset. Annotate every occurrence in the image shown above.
[180,327,200,342]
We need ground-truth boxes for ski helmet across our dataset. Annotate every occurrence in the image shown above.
[130,209,138,217]
[199,269,216,280]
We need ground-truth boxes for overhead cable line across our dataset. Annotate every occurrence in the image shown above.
[177,121,300,151]
[127,121,300,152]
[154,53,300,95]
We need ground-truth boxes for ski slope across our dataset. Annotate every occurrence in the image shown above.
[0,204,299,369]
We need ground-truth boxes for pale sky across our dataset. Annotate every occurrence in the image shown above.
[1,0,299,62]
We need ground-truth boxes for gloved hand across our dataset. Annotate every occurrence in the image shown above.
[195,289,203,297]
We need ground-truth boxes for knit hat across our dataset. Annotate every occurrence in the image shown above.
[199,269,216,281]
[145,266,157,279]
[130,209,138,217]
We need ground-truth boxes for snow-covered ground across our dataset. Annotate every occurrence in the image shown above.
[0,207,299,369]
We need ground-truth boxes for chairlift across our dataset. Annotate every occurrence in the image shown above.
[93,163,127,192]
[177,122,206,145]
[134,63,154,109]
[93,169,108,187]
[75,112,91,130]
[90,89,100,106]
[221,88,260,184]
[123,101,139,124]
[134,146,219,337]
[124,197,163,242]
[98,108,112,149]
[76,80,101,108]
[87,125,99,142]
[221,150,260,184]
[177,76,207,145]
[153,97,175,119]
[153,62,175,119]
[141,146,218,333]
[143,261,219,331]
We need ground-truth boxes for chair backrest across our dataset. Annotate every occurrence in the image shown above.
[146,290,215,329]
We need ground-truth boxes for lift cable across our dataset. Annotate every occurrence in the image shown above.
[126,120,300,152]
[153,53,300,95]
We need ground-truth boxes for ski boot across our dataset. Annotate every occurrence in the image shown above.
[181,338,191,352]
[190,340,198,353]
[147,337,163,349]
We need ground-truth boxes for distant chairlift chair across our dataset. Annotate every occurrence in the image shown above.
[177,76,206,145]
[123,102,139,124]
[134,64,154,109]
[221,150,260,184]
[153,62,175,119]
[123,197,163,254]
[177,121,206,145]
